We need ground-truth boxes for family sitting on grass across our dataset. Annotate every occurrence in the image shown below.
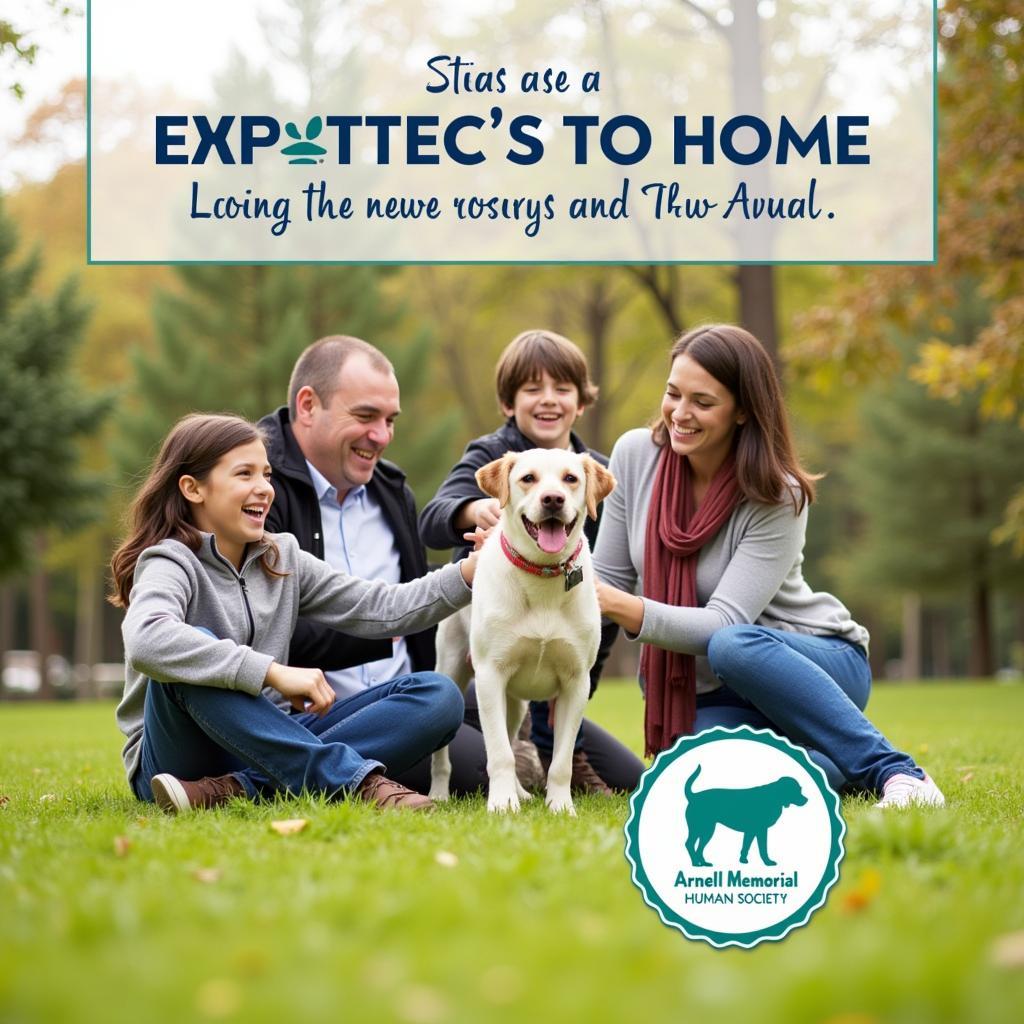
[111,326,945,814]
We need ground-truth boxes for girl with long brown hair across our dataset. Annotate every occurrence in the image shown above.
[594,325,944,808]
[111,413,479,814]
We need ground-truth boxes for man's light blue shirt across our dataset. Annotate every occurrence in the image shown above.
[305,459,411,698]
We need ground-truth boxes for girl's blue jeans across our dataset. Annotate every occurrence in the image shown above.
[701,624,924,795]
[131,630,464,802]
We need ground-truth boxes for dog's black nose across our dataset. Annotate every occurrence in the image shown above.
[541,492,565,510]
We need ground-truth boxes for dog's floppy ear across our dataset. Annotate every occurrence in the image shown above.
[582,456,616,521]
[476,453,517,508]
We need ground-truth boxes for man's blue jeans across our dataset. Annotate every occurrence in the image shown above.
[132,665,464,803]
[701,624,924,795]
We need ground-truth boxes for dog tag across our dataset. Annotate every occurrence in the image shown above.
[564,565,584,591]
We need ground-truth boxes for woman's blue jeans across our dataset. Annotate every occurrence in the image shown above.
[701,624,924,794]
[132,652,464,803]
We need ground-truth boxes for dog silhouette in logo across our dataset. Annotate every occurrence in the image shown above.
[684,765,808,867]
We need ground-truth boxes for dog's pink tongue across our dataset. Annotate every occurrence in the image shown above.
[537,520,568,553]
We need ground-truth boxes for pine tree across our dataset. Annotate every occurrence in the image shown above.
[0,195,105,573]
[382,327,460,506]
[114,264,457,504]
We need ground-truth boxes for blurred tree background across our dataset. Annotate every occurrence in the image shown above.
[1,0,1021,696]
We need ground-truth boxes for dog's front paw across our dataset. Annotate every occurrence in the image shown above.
[545,786,576,816]
[488,780,522,814]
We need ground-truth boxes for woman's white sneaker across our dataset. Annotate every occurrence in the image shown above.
[875,772,945,809]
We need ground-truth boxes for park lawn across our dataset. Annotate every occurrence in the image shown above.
[0,683,1022,1024]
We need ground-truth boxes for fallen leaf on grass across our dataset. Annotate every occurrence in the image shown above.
[364,954,402,991]
[960,771,974,783]
[230,947,269,977]
[434,850,458,868]
[0,795,9,809]
[840,867,882,914]
[396,984,447,1024]
[842,893,871,914]
[576,911,610,942]
[195,978,240,1018]
[991,931,1024,969]
[270,818,308,836]
[479,964,523,1006]
[193,867,222,884]
[113,836,132,858]
[38,793,57,803]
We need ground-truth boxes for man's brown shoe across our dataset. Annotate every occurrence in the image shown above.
[539,750,614,796]
[355,771,434,812]
[151,773,246,814]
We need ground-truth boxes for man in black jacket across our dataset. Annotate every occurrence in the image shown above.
[260,344,432,682]
[260,334,493,795]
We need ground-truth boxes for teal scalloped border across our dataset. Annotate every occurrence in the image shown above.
[624,726,846,949]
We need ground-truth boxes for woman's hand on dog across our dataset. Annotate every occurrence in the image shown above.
[595,581,645,635]
[265,662,336,716]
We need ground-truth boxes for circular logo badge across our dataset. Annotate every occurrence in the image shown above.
[624,727,845,948]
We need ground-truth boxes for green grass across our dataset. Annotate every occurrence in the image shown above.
[1,683,1022,1024]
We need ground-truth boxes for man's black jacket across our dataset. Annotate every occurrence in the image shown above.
[259,406,435,673]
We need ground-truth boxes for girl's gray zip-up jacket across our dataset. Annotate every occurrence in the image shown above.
[116,531,472,782]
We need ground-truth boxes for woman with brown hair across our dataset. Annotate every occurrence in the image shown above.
[594,325,944,807]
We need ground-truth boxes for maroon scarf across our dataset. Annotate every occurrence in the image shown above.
[640,447,740,756]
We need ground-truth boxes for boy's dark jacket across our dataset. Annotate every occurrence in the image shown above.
[419,417,618,693]
[419,417,609,557]
[258,406,435,674]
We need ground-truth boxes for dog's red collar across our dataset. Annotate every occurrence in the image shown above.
[499,532,584,579]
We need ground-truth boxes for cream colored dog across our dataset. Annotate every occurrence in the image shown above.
[430,448,615,814]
